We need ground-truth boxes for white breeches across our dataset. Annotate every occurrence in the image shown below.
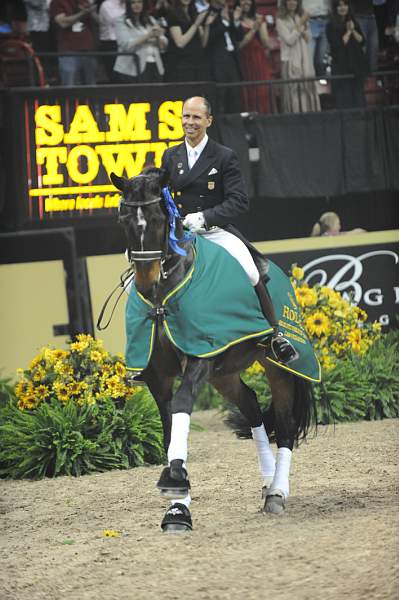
[201,227,260,286]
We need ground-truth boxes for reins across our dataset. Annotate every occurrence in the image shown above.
[96,266,134,331]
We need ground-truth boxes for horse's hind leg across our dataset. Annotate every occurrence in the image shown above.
[262,362,297,514]
[212,374,276,491]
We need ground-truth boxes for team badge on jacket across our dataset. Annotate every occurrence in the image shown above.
[208,182,215,190]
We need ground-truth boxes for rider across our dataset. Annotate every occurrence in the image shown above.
[161,95,297,364]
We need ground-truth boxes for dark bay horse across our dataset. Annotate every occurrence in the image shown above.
[111,167,316,532]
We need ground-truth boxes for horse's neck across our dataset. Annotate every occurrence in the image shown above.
[155,244,194,305]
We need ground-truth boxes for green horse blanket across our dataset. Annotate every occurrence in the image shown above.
[125,235,321,382]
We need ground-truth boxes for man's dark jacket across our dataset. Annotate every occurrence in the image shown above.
[161,138,249,229]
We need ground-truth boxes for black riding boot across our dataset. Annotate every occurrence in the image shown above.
[254,282,298,364]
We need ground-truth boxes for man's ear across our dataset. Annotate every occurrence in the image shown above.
[110,172,127,191]
[158,168,169,189]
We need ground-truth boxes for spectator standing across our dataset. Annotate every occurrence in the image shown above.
[98,0,125,81]
[302,0,331,76]
[326,0,367,108]
[235,0,274,112]
[205,0,243,113]
[113,0,168,83]
[164,0,209,82]
[50,0,98,85]
[276,0,321,112]
[350,0,379,71]
[23,0,57,82]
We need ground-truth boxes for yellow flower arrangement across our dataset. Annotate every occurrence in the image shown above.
[290,264,381,371]
[245,264,382,377]
[15,334,139,411]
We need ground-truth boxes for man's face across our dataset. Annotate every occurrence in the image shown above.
[182,97,212,147]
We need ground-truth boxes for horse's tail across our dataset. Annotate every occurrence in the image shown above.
[262,377,317,446]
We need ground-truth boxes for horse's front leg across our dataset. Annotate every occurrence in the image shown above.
[157,357,211,532]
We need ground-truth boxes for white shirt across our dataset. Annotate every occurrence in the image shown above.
[99,0,125,41]
[185,134,208,169]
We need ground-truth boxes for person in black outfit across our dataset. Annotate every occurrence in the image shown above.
[205,0,243,113]
[161,96,298,365]
[164,0,209,82]
[326,0,367,108]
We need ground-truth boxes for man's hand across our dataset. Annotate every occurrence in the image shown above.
[183,212,205,232]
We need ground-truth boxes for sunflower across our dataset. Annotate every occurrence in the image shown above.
[36,384,50,399]
[246,361,265,376]
[114,361,126,377]
[347,329,363,353]
[291,266,304,281]
[90,350,103,363]
[53,381,70,402]
[305,311,331,337]
[295,286,318,307]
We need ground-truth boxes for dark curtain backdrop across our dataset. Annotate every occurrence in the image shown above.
[218,106,399,198]
[216,113,254,198]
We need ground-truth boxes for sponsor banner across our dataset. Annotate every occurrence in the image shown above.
[266,239,399,328]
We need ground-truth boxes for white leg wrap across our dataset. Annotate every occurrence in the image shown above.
[270,447,292,499]
[171,494,191,508]
[167,412,190,464]
[251,424,275,486]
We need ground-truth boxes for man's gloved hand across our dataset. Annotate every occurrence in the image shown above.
[183,212,205,232]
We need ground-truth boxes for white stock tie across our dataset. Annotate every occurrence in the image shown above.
[188,148,198,170]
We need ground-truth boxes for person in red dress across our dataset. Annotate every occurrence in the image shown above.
[235,0,274,113]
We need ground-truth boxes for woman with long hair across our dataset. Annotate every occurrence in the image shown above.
[164,0,209,82]
[276,0,320,113]
[235,0,274,113]
[326,0,367,109]
[113,0,168,83]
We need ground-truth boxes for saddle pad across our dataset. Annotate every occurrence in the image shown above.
[125,235,321,382]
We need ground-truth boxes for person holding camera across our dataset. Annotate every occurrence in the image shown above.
[113,0,168,83]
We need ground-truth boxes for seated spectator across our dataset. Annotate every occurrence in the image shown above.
[235,0,274,113]
[276,0,321,113]
[164,0,209,82]
[50,0,98,86]
[205,0,243,113]
[302,0,331,77]
[310,211,365,235]
[23,0,57,83]
[113,0,168,83]
[98,0,125,82]
[326,0,367,108]
[350,0,379,72]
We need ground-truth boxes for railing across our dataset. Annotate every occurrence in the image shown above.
[1,46,399,113]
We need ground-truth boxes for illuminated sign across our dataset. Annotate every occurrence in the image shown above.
[24,98,184,222]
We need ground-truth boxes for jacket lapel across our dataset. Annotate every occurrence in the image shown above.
[173,140,217,190]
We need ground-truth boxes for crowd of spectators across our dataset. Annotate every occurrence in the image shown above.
[0,0,398,112]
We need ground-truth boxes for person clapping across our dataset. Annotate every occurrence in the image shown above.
[113,0,168,83]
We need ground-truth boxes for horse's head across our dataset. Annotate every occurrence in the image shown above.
[111,167,174,297]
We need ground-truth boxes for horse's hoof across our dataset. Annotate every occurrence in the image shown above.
[156,465,191,499]
[161,503,192,533]
[263,490,286,515]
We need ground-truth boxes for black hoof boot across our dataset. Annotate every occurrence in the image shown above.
[270,332,299,364]
[156,459,191,499]
[161,503,192,533]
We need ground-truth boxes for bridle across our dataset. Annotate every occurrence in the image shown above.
[119,192,177,280]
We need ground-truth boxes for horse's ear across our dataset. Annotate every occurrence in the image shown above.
[110,172,127,191]
[158,168,169,189]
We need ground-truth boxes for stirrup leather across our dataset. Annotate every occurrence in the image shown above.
[270,332,299,364]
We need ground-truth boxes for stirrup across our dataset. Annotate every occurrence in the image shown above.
[127,371,147,386]
[270,332,299,364]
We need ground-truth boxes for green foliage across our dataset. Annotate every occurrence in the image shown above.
[0,376,16,409]
[0,390,164,480]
